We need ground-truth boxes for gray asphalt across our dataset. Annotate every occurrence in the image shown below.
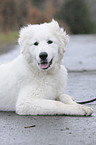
[0,35,96,145]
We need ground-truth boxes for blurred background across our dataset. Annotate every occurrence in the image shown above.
[0,0,96,52]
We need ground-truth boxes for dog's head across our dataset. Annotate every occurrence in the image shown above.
[18,20,69,71]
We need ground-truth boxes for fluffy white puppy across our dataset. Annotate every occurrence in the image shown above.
[0,20,93,116]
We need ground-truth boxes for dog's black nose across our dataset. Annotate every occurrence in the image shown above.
[39,52,48,60]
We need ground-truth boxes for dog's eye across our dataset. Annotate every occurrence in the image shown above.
[34,42,39,46]
[47,40,53,44]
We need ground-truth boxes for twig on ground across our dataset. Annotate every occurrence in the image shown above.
[24,125,36,128]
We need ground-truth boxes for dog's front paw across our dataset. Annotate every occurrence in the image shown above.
[79,105,93,116]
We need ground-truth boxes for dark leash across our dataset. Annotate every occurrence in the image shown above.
[77,98,96,104]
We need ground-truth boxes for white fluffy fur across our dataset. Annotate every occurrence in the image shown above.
[0,20,93,116]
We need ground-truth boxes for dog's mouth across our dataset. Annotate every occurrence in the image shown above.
[38,58,53,70]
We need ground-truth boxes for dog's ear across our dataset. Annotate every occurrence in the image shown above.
[50,19,69,48]
[18,26,27,48]
[18,25,34,53]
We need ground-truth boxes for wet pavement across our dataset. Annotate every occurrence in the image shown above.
[0,35,96,145]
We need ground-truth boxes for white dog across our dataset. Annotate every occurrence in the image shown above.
[0,20,93,116]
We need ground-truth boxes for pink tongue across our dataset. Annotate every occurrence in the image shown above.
[40,62,49,69]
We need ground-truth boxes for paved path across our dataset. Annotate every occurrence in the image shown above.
[0,35,96,145]
[63,35,96,71]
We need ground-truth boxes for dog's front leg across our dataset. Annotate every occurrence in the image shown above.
[16,95,93,116]
[58,94,93,116]
[58,94,77,105]
[16,87,72,115]
[16,97,74,115]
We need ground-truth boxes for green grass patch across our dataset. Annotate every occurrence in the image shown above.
[0,31,19,47]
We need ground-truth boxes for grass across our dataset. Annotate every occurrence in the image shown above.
[0,31,19,47]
